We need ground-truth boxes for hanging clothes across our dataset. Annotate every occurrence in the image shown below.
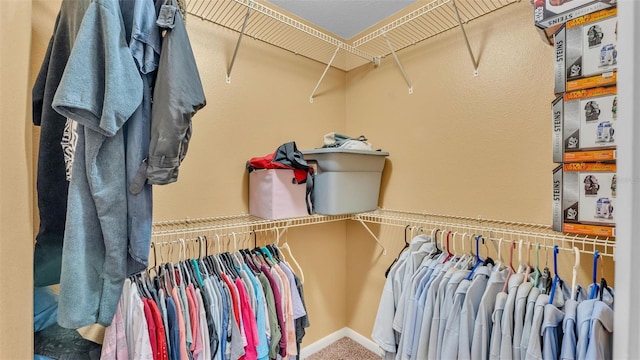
[372,239,615,360]
[102,244,309,360]
[32,0,91,288]
[35,0,205,329]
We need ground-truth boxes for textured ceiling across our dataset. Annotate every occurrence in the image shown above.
[267,0,417,39]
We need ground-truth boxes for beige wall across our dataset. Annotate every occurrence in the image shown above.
[1,0,34,358]
[23,0,615,353]
[344,1,614,337]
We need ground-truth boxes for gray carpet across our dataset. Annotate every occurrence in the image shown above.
[305,337,382,360]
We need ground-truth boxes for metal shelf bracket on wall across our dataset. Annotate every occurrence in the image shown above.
[226,1,253,84]
[382,31,413,94]
[310,45,341,103]
[451,0,479,77]
[356,218,387,255]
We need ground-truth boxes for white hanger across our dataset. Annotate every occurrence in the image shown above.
[498,238,504,264]
[278,226,305,284]
[517,239,524,273]
[572,246,580,301]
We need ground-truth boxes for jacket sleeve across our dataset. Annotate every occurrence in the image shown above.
[146,5,206,185]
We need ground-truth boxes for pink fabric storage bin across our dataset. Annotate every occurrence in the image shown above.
[249,169,309,220]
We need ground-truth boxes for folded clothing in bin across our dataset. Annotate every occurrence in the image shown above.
[247,142,314,216]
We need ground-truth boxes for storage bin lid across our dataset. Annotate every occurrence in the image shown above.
[301,148,389,156]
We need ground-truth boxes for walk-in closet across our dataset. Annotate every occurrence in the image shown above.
[1,0,638,358]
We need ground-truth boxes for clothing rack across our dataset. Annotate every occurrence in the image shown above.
[151,208,615,261]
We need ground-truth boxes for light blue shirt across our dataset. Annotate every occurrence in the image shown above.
[400,260,440,359]
[441,277,472,359]
[525,294,550,360]
[559,298,579,360]
[542,303,565,360]
[413,262,450,359]
[584,301,614,359]
[470,266,509,360]
[500,273,527,360]
[458,264,492,360]
[435,269,470,359]
[512,281,534,360]
[489,292,508,360]
[520,287,541,359]
[427,266,456,359]
[394,260,431,355]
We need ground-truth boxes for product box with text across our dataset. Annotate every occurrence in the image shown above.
[554,7,617,94]
[534,0,615,30]
[553,86,617,163]
[552,162,616,237]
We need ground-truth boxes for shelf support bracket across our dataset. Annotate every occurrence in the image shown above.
[309,45,340,103]
[226,3,252,84]
[356,218,387,255]
[382,32,413,94]
[451,0,479,77]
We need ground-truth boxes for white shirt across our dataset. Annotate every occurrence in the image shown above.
[124,279,154,360]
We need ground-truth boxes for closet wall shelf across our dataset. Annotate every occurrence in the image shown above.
[152,208,615,259]
[185,0,518,72]
[354,209,616,258]
[152,213,351,237]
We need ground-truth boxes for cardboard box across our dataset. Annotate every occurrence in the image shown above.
[554,7,618,94]
[553,86,617,163]
[534,0,615,30]
[552,162,616,237]
[302,149,389,215]
[249,169,309,220]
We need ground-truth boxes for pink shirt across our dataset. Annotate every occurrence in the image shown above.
[236,277,259,360]
[187,284,203,357]
[171,287,190,360]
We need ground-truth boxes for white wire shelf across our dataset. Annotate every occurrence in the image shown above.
[354,209,616,258]
[152,208,616,258]
[353,0,518,59]
[152,213,350,237]
[185,0,517,72]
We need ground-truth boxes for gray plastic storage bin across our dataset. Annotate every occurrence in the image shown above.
[302,148,389,215]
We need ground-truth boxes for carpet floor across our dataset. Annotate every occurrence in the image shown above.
[305,337,382,360]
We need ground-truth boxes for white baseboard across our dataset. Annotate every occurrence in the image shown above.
[301,327,383,359]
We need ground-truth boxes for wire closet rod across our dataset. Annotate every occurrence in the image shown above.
[150,208,615,258]
[354,209,615,258]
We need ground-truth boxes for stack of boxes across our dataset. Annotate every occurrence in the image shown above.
[537,2,618,237]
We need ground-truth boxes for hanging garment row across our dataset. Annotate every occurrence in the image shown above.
[102,236,309,360]
[372,229,614,360]
[32,0,206,329]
